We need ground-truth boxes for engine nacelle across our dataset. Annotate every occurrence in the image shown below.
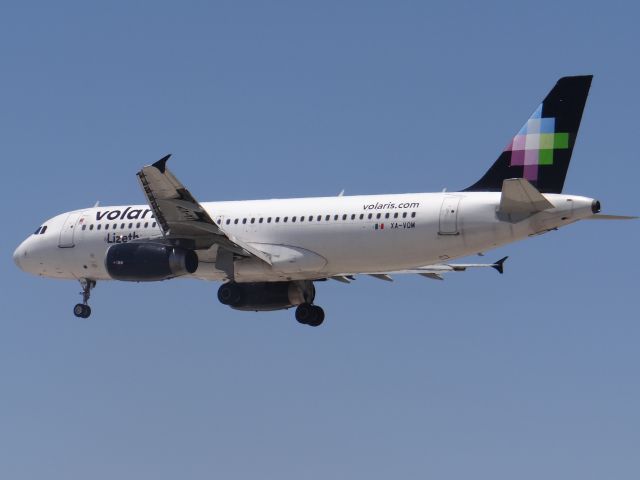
[106,243,198,281]
[217,281,315,311]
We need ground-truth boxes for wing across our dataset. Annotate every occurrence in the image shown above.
[136,155,272,265]
[330,257,508,283]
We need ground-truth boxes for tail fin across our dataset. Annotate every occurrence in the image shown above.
[464,75,593,194]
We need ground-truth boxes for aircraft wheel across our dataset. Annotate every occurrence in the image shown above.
[295,303,324,327]
[74,304,91,318]
[295,303,315,325]
[307,306,325,327]
[218,283,242,306]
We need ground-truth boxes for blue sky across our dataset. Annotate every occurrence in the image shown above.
[2,1,639,479]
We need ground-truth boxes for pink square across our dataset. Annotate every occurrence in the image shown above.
[512,135,526,151]
[524,149,538,165]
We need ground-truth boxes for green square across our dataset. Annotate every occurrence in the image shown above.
[554,132,569,149]
[539,133,554,149]
[538,149,554,165]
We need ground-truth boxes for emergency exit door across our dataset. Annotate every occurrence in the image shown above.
[439,196,461,235]
[58,212,82,248]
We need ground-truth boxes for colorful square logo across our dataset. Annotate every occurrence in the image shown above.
[505,105,569,181]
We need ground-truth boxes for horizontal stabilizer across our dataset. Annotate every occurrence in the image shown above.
[585,214,638,220]
[499,178,553,214]
[492,256,508,274]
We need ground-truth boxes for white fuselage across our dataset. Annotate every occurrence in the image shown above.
[14,191,596,283]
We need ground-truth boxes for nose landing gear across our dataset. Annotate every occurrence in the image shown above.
[74,278,96,318]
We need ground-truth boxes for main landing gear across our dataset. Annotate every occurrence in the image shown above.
[295,303,325,327]
[73,278,96,318]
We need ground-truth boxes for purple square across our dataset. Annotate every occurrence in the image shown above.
[523,164,538,181]
[510,150,525,166]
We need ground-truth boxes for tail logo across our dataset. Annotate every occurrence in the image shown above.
[505,105,569,181]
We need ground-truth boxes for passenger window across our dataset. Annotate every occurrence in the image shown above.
[394,212,398,218]
[267,217,272,223]
[334,215,338,221]
[234,219,239,224]
[376,213,381,219]
[136,222,141,228]
[411,212,416,218]
[152,222,157,228]
[317,215,322,221]
[250,218,255,224]
[82,225,87,231]
[325,215,330,221]
[226,219,230,225]
[105,224,109,230]
[259,218,263,223]
[309,216,313,221]
[242,218,247,224]
[385,213,390,219]
[368,213,373,219]
[128,223,133,228]
[299,216,304,222]
[89,225,94,230]
[359,214,364,220]
[402,212,407,218]
[145,222,149,228]
[276,217,280,223]
[351,214,356,220]
[342,214,347,220]
[284,217,288,222]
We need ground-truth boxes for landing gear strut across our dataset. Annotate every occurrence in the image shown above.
[74,278,96,318]
[295,303,325,327]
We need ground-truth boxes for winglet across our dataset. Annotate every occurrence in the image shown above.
[152,154,172,173]
[492,256,508,274]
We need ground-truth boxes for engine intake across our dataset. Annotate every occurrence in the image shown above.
[218,281,314,311]
[106,243,198,281]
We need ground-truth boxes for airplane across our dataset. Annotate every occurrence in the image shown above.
[13,75,636,326]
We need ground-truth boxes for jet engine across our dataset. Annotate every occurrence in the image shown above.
[217,281,315,311]
[105,243,198,281]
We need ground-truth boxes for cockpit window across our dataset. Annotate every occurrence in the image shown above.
[40,226,47,234]
[34,227,42,235]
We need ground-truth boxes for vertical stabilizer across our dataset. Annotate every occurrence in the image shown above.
[464,75,592,193]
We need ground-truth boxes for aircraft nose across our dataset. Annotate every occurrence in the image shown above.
[13,240,27,270]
